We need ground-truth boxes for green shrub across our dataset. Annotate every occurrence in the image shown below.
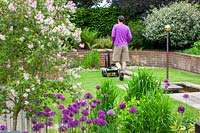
[143,1,200,49]
[71,8,122,36]
[128,19,145,50]
[118,89,172,132]
[125,68,161,101]
[81,27,98,50]
[82,50,100,68]
[94,36,113,49]
[182,40,200,55]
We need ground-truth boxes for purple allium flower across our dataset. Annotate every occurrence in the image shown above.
[80,100,87,107]
[93,118,106,125]
[58,125,68,132]
[82,109,89,116]
[62,109,69,115]
[56,101,60,105]
[183,93,189,98]
[35,112,43,117]
[58,105,64,110]
[92,99,97,103]
[104,93,108,97]
[0,125,7,130]
[119,103,126,109]
[31,118,37,124]
[79,116,86,121]
[56,94,62,99]
[61,116,71,124]
[107,109,115,116]
[32,124,40,131]
[37,122,44,128]
[98,113,106,119]
[44,107,51,112]
[86,119,93,125]
[163,79,169,83]
[68,119,80,128]
[96,100,102,104]
[69,111,74,117]
[96,85,100,90]
[22,132,28,133]
[84,93,93,99]
[72,104,79,113]
[43,112,50,117]
[60,96,66,101]
[178,106,185,113]
[129,107,137,114]
[45,121,53,127]
[97,110,105,114]
[90,103,96,108]
[92,100,102,104]
[50,111,56,116]
[93,118,101,124]
[81,126,86,131]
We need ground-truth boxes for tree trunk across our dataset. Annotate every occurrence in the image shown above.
[13,109,20,130]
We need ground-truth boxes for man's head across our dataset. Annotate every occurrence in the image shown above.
[118,15,125,23]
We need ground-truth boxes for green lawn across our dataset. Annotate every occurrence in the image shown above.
[73,67,200,120]
[75,67,200,91]
[143,67,200,84]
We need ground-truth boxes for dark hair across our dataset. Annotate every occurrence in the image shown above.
[118,15,125,22]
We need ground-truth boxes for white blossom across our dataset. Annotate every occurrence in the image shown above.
[36,79,40,84]
[26,88,30,92]
[40,45,44,49]
[24,101,29,105]
[76,82,82,88]
[28,44,34,49]
[31,87,35,91]
[23,73,30,80]
[16,81,20,85]
[0,34,5,40]
[35,11,44,22]
[9,26,13,32]
[10,89,17,97]
[44,17,54,25]
[3,0,8,3]
[79,44,85,48]
[24,27,29,32]
[20,37,25,42]
[58,77,64,82]
[23,93,28,98]
[8,3,16,12]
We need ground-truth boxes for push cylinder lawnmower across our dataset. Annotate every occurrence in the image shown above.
[101,51,119,77]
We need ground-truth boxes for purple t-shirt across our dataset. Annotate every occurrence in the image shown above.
[111,23,132,46]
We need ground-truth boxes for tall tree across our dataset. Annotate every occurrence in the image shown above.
[68,0,104,8]
[111,0,200,17]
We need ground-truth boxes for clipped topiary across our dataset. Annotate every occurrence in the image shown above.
[143,1,200,48]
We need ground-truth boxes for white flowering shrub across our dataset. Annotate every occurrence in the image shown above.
[0,0,82,130]
[143,1,200,48]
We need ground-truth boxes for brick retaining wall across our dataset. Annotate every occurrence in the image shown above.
[66,50,200,74]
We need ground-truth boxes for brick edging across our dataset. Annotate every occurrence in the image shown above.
[64,49,200,74]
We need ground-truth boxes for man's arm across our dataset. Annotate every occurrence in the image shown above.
[127,28,132,42]
[111,26,116,45]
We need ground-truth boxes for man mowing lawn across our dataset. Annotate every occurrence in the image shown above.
[111,15,132,81]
